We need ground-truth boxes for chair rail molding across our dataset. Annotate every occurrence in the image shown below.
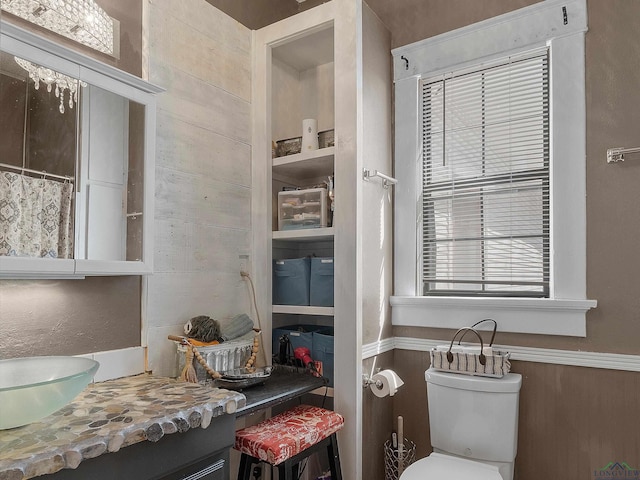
[362,337,640,372]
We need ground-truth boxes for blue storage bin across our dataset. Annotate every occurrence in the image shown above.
[309,257,334,307]
[272,325,325,365]
[272,257,310,305]
[312,327,334,387]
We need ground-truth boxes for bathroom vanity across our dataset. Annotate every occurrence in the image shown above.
[0,375,244,480]
[0,368,327,480]
[47,417,235,480]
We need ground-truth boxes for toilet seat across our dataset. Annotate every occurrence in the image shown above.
[400,452,503,480]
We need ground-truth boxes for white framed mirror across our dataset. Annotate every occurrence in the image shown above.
[0,20,163,277]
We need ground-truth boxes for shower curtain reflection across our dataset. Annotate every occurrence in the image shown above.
[0,171,73,258]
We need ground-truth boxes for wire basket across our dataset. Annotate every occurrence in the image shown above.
[384,438,416,480]
[175,331,255,383]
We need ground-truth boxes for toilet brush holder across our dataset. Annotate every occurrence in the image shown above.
[384,438,416,480]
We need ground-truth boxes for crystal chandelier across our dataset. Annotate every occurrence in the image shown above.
[1,0,114,55]
[15,56,87,113]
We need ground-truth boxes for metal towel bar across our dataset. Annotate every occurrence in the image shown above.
[363,168,398,189]
[607,146,640,163]
[0,161,74,181]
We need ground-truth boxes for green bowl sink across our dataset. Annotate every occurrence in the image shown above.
[0,356,99,430]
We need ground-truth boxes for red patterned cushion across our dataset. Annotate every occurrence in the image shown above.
[234,404,344,465]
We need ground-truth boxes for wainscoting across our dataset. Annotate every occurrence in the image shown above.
[388,349,640,480]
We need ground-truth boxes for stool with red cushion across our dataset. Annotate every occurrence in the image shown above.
[234,404,344,480]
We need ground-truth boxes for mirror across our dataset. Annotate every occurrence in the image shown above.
[78,82,146,263]
[0,50,78,259]
[0,48,146,266]
[0,19,161,276]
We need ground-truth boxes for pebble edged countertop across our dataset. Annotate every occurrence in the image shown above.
[0,374,246,480]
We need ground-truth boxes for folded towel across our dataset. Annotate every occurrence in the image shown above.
[219,313,255,341]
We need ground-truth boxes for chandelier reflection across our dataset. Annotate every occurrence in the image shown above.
[15,57,86,113]
[1,0,114,55]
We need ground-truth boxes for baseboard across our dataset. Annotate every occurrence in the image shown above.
[77,346,146,382]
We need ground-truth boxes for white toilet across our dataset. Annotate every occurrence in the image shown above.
[400,368,522,480]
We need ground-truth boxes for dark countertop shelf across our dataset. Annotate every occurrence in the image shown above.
[236,365,328,417]
[0,369,328,479]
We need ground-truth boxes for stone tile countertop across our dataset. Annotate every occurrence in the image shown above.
[0,374,246,480]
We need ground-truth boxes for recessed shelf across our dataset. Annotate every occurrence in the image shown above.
[272,305,335,316]
[272,227,334,242]
[272,147,334,179]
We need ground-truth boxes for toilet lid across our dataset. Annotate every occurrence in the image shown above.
[400,453,503,480]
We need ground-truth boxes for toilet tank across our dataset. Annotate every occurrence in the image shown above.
[426,368,522,463]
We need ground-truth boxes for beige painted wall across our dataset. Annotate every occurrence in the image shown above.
[360,5,394,479]
[361,4,393,348]
[362,1,640,479]
[365,0,538,49]
[205,0,327,30]
[368,0,640,354]
[0,277,141,357]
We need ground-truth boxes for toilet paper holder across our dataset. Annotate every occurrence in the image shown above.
[362,371,381,389]
[362,369,404,397]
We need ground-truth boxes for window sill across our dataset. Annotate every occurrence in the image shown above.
[390,296,597,337]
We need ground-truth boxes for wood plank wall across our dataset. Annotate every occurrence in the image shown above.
[145,0,253,377]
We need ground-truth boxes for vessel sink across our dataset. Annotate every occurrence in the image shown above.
[0,356,99,430]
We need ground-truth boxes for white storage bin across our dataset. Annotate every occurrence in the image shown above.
[278,188,329,231]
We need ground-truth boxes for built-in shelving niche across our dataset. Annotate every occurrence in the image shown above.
[269,23,335,398]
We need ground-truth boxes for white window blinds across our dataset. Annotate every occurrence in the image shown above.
[421,49,550,296]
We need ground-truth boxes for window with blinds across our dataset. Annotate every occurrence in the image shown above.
[421,49,549,297]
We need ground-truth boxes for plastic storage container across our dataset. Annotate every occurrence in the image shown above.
[278,188,328,231]
[312,327,334,387]
[273,257,310,305]
[310,257,334,306]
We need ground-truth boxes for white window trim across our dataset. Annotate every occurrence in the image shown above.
[391,0,596,337]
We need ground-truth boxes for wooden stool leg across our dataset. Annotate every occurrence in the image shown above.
[237,453,254,480]
[327,433,343,480]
